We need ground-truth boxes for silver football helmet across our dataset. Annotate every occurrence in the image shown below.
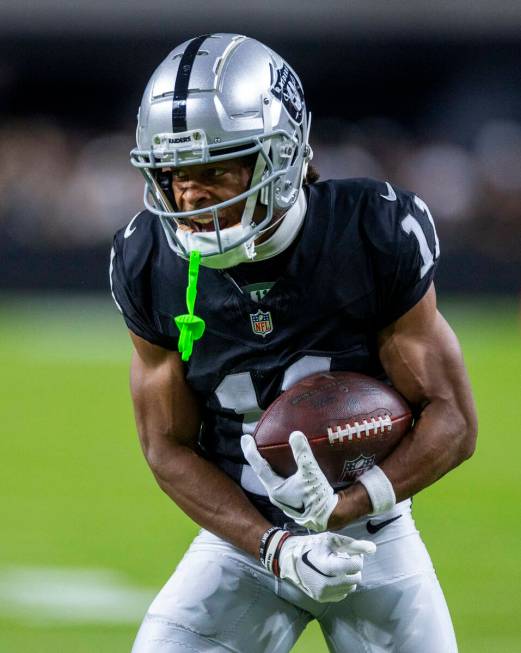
[131,33,312,268]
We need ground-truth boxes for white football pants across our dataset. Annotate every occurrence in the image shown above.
[132,502,458,652]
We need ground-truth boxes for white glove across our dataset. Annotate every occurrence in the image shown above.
[241,431,338,532]
[279,531,376,603]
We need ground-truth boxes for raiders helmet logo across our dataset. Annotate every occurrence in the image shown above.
[271,64,304,124]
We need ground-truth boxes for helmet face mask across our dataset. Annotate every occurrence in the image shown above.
[131,33,312,268]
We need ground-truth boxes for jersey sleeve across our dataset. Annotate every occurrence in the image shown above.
[109,226,178,350]
[364,183,440,328]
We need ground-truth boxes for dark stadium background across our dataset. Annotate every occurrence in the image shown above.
[2,4,520,294]
[1,3,520,652]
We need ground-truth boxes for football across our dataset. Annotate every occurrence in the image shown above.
[253,371,413,488]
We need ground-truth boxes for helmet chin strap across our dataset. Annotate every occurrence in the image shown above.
[241,95,273,260]
[241,153,266,260]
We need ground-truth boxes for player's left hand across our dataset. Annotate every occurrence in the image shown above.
[241,431,338,532]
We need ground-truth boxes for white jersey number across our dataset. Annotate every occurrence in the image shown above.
[214,355,332,433]
[214,356,332,495]
[401,196,440,279]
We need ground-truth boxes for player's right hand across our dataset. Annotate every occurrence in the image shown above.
[241,432,338,532]
[278,532,376,603]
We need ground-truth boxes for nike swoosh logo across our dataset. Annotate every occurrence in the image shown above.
[366,514,402,534]
[124,213,140,238]
[380,181,397,201]
[277,500,306,515]
[302,550,335,577]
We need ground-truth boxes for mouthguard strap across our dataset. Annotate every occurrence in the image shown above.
[173,250,206,361]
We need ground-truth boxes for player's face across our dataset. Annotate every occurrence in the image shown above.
[170,158,256,233]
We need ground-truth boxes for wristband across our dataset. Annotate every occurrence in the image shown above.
[259,526,282,565]
[263,529,291,575]
[358,465,396,515]
[271,531,292,578]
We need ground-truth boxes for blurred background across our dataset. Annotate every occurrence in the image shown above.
[1,2,520,652]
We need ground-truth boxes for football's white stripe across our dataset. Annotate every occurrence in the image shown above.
[0,566,154,624]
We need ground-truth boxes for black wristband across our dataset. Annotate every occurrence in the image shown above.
[259,526,282,565]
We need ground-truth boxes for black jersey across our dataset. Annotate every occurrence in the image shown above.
[110,178,439,526]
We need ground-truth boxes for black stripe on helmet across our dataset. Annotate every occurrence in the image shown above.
[172,34,210,132]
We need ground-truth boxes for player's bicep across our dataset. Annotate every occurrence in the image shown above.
[129,331,201,463]
[377,286,472,414]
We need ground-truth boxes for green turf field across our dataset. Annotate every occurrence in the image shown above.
[1,294,520,652]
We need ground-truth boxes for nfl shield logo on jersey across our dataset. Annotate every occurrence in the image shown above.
[341,454,376,481]
[250,309,273,337]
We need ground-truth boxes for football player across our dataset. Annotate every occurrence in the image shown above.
[110,33,477,652]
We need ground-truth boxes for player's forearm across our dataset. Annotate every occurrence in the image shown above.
[378,396,476,500]
[129,344,271,558]
[330,397,477,529]
[375,310,478,504]
[147,442,271,559]
[329,297,478,529]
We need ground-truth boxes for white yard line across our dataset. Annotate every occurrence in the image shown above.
[0,566,155,625]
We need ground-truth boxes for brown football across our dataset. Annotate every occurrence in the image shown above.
[253,371,412,488]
